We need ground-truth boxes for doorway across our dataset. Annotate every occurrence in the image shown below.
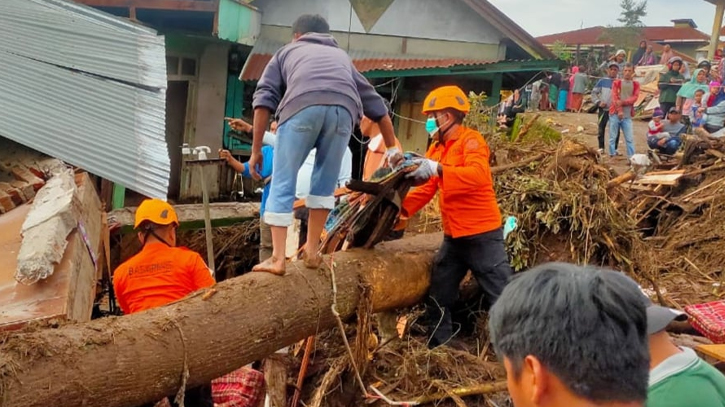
[166,80,190,200]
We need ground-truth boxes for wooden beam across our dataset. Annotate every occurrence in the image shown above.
[109,202,260,233]
[74,0,218,12]
[708,2,725,59]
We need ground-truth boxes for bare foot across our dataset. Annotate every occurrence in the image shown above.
[252,256,286,276]
[303,251,323,269]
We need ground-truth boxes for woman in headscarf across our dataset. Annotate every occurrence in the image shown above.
[659,44,674,66]
[632,41,647,66]
[677,68,709,110]
[678,68,709,128]
[638,45,656,66]
[696,82,725,137]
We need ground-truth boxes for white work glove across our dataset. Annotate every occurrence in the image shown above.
[406,158,439,185]
[384,147,404,168]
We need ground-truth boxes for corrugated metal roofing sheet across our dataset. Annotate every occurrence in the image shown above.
[0,0,169,199]
[240,38,495,81]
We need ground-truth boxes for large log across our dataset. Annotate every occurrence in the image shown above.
[0,233,441,407]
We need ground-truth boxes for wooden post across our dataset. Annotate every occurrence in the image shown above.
[263,354,288,407]
[111,183,125,210]
[488,73,503,107]
[709,1,725,60]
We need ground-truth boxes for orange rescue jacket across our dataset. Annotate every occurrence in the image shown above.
[113,242,215,314]
[401,126,502,238]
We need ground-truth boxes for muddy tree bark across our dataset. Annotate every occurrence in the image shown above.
[0,233,441,407]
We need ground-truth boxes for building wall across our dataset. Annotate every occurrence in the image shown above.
[253,0,503,44]
[194,43,230,153]
[259,25,503,60]
[668,43,704,59]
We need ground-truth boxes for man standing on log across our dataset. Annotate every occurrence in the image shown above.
[248,14,403,275]
[395,85,513,348]
[113,199,216,406]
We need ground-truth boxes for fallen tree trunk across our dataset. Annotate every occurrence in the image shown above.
[0,233,441,407]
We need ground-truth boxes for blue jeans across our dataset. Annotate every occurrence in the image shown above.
[265,105,353,227]
[609,114,635,157]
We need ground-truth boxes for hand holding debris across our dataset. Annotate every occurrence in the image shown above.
[384,147,404,168]
[405,158,439,185]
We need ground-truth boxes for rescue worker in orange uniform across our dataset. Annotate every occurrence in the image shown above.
[400,86,513,348]
[113,199,215,407]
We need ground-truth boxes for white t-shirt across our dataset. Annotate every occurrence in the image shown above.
[295,148,353,199]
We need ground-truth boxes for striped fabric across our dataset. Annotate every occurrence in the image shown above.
[212,367,265,407]
[685,300,725,344]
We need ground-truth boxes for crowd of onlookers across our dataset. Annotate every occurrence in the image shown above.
[497,41,725,160]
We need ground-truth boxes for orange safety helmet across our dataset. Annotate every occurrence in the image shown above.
[422,86,470,115]
[134,198,179,229]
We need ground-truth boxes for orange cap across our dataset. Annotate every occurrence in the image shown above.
[422,86,470,115]
[134,199,179,229]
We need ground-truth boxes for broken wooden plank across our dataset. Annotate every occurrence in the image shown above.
[109,202,260,233]
[697,344,725,362]
[634,172,685,186]
[0,173,102,330]
[643,170,686,176]
[607,171,636,189]
[684,163,725,178]
[706,149,725,160]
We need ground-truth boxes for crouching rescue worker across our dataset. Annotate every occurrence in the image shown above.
[396,86,513,348]
[113,199,216,407]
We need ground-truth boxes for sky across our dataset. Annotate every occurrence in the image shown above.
[487,0,719,38]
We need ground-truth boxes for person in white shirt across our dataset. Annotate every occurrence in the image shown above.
[294,147,352,252]
[295,147,353,199]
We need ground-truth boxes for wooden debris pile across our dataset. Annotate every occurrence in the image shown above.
[177,220,260,280]
[496,137,639,271]
[627,136,725,305]
[300,327,508,407]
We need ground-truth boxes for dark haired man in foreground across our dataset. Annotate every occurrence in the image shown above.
[489,263,649,407]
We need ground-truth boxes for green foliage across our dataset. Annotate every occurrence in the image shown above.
[509,115,562,144]
[600,26,644,53]
[463,91,491,132]
[617,0,647,27]
[551,41,573,62]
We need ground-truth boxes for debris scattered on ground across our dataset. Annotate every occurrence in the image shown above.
[177,220,260,280]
